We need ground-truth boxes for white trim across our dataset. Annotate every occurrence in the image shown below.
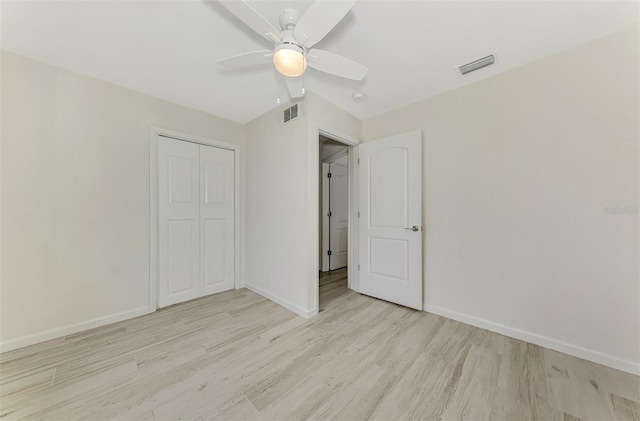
[245,283,317,319]
[348,145,359,292]
[150,132,159,311]
[0,306,152,353]
[149,126,242,312]
[318,125,361,147]
[424,304,640,376]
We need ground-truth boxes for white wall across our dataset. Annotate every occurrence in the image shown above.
[0,51,246,350]
[363,26,640,373]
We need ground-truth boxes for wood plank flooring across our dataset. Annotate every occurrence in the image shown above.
[1,268,638,420]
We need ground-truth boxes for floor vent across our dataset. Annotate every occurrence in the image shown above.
[457,53,495,75]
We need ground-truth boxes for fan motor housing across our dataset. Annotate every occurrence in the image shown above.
[279,9,300,30]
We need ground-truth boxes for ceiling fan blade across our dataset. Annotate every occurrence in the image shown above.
[293,0,355,48]
[217,50,273,70]
[307,49,367,80]
[285,76,305,99]
[218,1,282,43]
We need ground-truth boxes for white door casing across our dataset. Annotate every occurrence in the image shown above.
[158,136,201,307]
[158,135,236,308]
[200,145,235,296]
[357,130,423,310]
[329,158,349,270]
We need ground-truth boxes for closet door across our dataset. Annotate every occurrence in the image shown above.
[158,136,201,307]
[200,145,235,296]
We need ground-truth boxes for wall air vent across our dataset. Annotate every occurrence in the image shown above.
[457,53,496,75]
[283,104,299,124]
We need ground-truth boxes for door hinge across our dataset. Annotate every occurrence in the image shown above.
[358,264,360,271]
[328,211,332,217]
[327,172,332,178]
[357,158,360,165]
[327,250,332,256]
[358,211,360,218]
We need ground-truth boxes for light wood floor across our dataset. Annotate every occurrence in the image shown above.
[1,268,638,420]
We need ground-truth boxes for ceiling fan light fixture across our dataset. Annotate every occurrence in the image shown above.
[273,43,307,77]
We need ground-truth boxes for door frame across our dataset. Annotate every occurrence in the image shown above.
[316,125,362,301]
[149,126,241,311]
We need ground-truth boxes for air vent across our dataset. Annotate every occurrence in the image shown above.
[457,53,496,75]
[283,104,299,124]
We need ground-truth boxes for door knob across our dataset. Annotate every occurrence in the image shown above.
[405,225,419,232]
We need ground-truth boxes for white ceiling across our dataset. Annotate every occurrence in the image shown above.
[1,1,637,124]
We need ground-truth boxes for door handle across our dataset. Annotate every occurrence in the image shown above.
[405,225,419,232]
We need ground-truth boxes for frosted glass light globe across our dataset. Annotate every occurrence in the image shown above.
[273,44,307,77]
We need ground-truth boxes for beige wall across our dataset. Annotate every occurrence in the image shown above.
[363,26,640,370]
[245,100,311,315]
[0,51,245,348]
[244,92,361,317]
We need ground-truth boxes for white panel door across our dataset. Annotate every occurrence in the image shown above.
[321,162,331,272]
[200,145,235,296]
[158,136,201,307]
[329,159,349,270]
[358,130,422,310]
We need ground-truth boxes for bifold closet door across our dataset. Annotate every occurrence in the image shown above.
[199,144,235,296]
[158,137,201,307]
[158,136,235,308]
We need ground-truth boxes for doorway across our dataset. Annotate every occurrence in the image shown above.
[319,135,352,310]
[314,128,423,315]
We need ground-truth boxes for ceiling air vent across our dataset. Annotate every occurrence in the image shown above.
[457,53,496,75]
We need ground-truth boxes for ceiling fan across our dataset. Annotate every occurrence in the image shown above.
[216,0,367,99]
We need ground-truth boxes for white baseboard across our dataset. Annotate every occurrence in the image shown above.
[0,306,153,353]
[424,304,640,376]
[245,283,316,319]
